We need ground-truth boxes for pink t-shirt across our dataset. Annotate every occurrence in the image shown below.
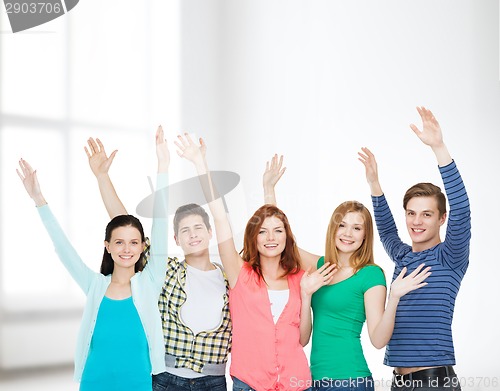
[229,265,311,391]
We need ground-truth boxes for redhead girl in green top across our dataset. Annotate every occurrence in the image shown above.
[264,155,431,391]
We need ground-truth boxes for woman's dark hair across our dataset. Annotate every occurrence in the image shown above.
[100,215,146,276]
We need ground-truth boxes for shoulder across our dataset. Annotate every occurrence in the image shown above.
[357,265,386,285]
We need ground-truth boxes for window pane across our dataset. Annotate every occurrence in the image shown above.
[69,1,150,128]
[0,17,66,119]
[1,127,71,297]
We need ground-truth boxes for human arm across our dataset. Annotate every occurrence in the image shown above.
[17,159,96,292]
[144,126,170,291]
[16,158,47,207]
[175,134,243,287]
[358,148,410,263]
[84,137,127,218]
[358,147,383,197]
[262,154,321,271]
[262,154,286,205]
[364,263,431,349]
[410,106,452,167]
[298,263,337,346]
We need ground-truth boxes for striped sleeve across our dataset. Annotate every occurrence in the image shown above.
[438,161,471,273]
[372,194,412,266]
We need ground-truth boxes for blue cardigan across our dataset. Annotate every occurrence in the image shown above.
[37,173,168,381]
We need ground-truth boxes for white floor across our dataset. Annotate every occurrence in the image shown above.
[0,366,78,391]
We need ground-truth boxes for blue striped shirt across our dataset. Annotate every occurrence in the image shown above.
[372,161,471,367]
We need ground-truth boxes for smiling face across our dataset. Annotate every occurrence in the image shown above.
[405,196,446,252]
[256,215,287,260]
[105,226,144,270]
[174,214,212,256]
[335,211,366,256]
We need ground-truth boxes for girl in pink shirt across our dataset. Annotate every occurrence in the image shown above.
[176,134,336,391]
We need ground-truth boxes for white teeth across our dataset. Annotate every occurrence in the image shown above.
[413,229,424,232]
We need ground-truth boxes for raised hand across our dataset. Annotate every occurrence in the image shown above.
[410,106,444,149]
[16,158,47,206]
[358,147,379,185]
[358,147,383,196]
[84,137,117,178]
[263,154,286,190]
[390,263,431,299]
[410,106,451,166]
[155,125,170,172]
[174,133,206,167]
[300,262,337,297]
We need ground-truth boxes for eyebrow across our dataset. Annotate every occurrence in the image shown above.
[341,221,363,226]
[406,209,435,214]
[260,225,284,230]
[180,224,204,230]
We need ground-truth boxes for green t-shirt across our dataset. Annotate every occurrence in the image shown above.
[310,257,386,380]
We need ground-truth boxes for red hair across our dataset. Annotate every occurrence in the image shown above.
[240,204,301,281]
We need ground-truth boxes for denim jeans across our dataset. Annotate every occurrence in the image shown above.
[152,371,227,391]
[232,376,312,391]
[314,376,374,391]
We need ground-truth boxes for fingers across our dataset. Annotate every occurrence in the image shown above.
[316,262,337,283]
[357,147,376,167]
[396,266,408,280]
[400,264,432,283]
[96,138,105,153]
[108,150,118,164]
[84,146,91,159]
[409,123,421,136]
[408,263,427,277]
[156,125,164,144]
[87,137,98,154]
[174,133,191,151]
[16,168,24,181]
[19,158,34,175]
[17,158,35,181]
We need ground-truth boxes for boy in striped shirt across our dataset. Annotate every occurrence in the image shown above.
[359,107,471,391]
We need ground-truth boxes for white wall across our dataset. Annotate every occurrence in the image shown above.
[180,0,500,386]
[1,0,499,388]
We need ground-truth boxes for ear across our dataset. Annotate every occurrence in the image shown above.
[174,234,180,246]
[439,212,447,226]
[104,241,110,253]
[208,227,213,240]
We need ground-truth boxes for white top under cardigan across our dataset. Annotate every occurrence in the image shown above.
[37,173,168,382]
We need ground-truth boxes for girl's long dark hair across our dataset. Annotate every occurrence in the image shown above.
[100,215,146,276]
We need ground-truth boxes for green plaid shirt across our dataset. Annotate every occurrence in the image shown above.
[158,257,232,373]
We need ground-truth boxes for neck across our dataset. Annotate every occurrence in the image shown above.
[185,252,215,271]
[111,266,134,284]
[412,237,441,252]
[261,256,284,279]
[337,253,352,269]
